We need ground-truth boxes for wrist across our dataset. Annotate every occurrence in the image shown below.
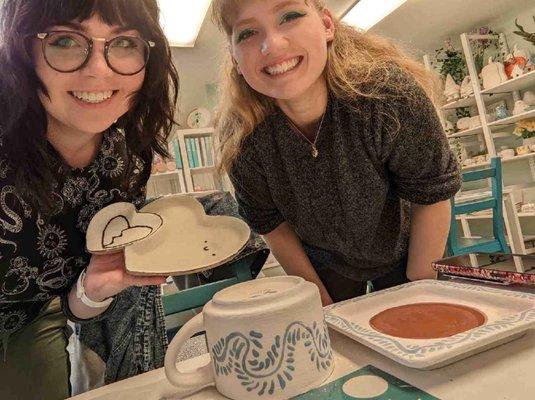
[76,269,114,308]
[83,273,107,302]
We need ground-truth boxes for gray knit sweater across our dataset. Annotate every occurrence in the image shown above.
[230,70,461,281]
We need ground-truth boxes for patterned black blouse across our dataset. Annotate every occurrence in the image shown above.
[0,128,149,348]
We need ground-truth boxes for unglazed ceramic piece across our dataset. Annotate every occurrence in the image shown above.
[481,57,508,90]
[369,302,486,339]
[325,280,535,369]
[443,74,460,102]
[86,202,163,253]
[125,195,250,276]
[460,75,474,98]
[164,276,334,400]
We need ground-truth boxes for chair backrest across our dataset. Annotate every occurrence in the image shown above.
[162,249,269,316]
[448,157,508,255]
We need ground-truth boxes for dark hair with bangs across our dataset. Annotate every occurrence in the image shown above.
[0,0,179,214]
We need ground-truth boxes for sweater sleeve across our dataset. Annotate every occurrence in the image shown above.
[229,137,285,235]
[376,70,461,205]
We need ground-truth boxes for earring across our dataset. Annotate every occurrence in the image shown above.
[236,64,242,75]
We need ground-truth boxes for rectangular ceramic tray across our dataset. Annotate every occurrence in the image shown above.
[324,280,535,370]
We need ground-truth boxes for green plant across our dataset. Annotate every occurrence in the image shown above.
[469,26,498,71]
[456,107,471,119]
[450,138,463,163]
[434,39,468,84]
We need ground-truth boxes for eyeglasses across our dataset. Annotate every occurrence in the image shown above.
[36,30,155,76]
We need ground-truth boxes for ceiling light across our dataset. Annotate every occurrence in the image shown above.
[342,0,408,31]
[158,0,212,47]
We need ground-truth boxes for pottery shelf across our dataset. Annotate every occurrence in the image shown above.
[442,92,511,111]
[480,69,535,96]
[190,166,215,172]
[447,126,483,138]
[448,129,512,140]
[177,127,216,137]
[147,127,232,197]
[461,152,535,171]
[442,95,476,110]
[487,108,535,129]
[151,170,184,177]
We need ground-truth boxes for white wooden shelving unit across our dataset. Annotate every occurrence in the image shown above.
[147,127,232,197]
[427,31,535,271]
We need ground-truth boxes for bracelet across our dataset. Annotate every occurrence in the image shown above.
[76,269,115,308]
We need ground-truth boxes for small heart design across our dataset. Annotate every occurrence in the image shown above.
[102,215,155,248]
[86,202,163,253]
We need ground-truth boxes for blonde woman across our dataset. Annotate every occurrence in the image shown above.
[212,0,461,305]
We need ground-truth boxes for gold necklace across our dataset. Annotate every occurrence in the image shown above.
[286,112,326,158]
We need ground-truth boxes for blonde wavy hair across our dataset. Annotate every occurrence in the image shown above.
[212,0,442,173]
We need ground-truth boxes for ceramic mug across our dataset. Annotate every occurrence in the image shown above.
[516,145,531,155]
[164,276,334,399]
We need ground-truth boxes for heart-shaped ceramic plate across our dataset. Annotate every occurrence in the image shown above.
[86,202,163,253]
[125,195,251,276]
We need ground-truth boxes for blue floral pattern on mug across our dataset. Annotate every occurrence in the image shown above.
[211,320,332,396]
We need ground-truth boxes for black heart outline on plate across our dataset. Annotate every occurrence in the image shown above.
[101,214,163,248]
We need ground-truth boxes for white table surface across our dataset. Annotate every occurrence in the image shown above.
[69,327,535,400]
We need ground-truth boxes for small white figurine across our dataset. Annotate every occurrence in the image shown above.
[523,90,535,106]
[513,100,529,116]
[444,74,460,102]
[460,76,474,98]
[456,117,471,131]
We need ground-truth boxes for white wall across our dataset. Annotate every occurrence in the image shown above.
[170,0,351,126]
[489,4,535,53]
[171,16,226,126]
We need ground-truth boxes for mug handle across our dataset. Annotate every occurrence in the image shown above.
[164,313,215,397]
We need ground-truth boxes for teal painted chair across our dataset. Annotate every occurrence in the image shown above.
[447,157,509,256]
[163,249,269,317]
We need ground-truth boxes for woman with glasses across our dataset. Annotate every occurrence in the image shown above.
[212,0,461,306]
[0,1,178,398]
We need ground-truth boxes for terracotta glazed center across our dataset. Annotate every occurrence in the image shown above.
[369,302,486,339]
